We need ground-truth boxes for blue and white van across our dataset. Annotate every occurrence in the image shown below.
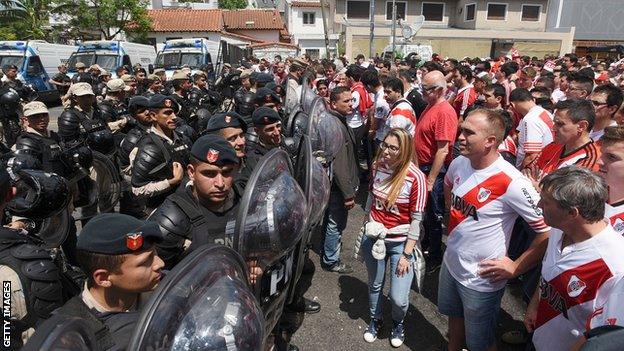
[67,41,156,78]
[0,40,76,101]
[154,38,220,78]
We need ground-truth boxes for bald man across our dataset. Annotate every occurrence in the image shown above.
[414,71,459,272]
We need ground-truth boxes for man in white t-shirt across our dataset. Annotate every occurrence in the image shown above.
[588,85,622,141]
[598,126,624,236]
[509,88,554,169]
[524,166,624,351]
[361,69,389,155]
[440,108,550,351]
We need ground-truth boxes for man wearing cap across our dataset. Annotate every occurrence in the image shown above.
[284,58,307,114]
[71,62,87,84]
[52,213,165,350]
[144,74,163,97]
[94,69,111,101]
[153,68,167,83]
[98,78,132,134]
[233,70,257,124]
[1,64,24,91]
[49,64,71,97]
[120,74,137,98]
[149,134,242,268]
[245,106,290,173]
[188,72,209,112]
[134,67,148,95]
[58,82,116,156]
[131,94,191,211]
[170,71,193,125]
[255,86,282,111]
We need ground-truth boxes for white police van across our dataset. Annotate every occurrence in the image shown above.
[67,41,156,78]
[0,40,76,101]
[153,38,220,78]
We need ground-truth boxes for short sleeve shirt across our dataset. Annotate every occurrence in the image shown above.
[414,100,458,166]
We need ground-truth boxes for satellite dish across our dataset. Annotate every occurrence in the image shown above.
[401,15,425,40]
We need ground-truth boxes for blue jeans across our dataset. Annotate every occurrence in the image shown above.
[362,237,414,323]
[438,263,505,351]
[419,164,446,261]
[321,190,348,266]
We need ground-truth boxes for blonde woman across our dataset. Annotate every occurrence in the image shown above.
[362,128,427,347]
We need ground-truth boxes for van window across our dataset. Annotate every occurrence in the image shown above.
[122,55,131,67]
[0,56,24,70]
[26,56,44,76]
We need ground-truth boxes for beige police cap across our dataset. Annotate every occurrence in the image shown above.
[22,101,49,117]
[106,78,130,93]
[71,82,94,96]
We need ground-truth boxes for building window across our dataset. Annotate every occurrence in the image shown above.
[306,48,320,60]
[487,3,507,20]
[521,4,541,21]
[386,1,406,20]
[422,2,444,22]
[465,3,476,21]
[303,12,316,24]
[346,0,370,19]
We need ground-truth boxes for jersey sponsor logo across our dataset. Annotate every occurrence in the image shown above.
[522,187,543,216]
[477,187,491,203]
[374,198,400,215]
[539,277,569,320]
[567,275,587,298]
[126,232,144,251]
[451,193,478,221]
[206,148,219,163]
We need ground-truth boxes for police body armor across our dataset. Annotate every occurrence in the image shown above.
[99,98,134,135]
[233,88,256,126]
[118,124,149,170]
[57,107,116,155]
[0,86,22,146]
[131,131,191,208]
[234,149,308,335]
[170,93,193,125]
[0,228,81,349]
[150,184,240,268]
[13,132,71,178]
[128,244,265,351]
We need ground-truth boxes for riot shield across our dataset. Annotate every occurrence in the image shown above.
[36,207,72,249]
[129,244,265,351]
[284,107,308,139]
[90,151,122,213]
[306,98,344,166]
[299,77,317,114]
[234,148,308,334]
[21,315,98,351]
[287,135,330,304]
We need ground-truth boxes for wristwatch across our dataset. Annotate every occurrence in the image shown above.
[402,252,413,260]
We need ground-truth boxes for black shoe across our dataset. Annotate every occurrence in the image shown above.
[288,344,299,351]
[287,297,321,314]
[322,262,354,274]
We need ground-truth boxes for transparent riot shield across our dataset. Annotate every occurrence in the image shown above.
[91,151,122,213]
[129,244,265,351]
[306,98,344,166]
[21,315,98,351]
[36,207,72,249]
[299,77,317,114]
[284,108,308,140]
[287,135,331,304]
[234,148,308,334]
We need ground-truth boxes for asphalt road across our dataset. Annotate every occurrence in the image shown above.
[44,107,529,351]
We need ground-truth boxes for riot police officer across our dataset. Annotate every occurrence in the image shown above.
[70,62,87,84]
[134,67,148,95]
[245,107,290,173]
[98,78,132,134]
[284,58,307,114]
[0,166,80,350]
[170,71,193,124]
[233,70,256,125]
[52,213,165,351]
[93,69,111,102]
[143,74,163,97]
[57,83,115,155]
[150,134,241,268]
[131,94,191,211]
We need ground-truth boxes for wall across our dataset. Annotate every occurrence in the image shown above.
[546,0,624,41]
[228,29,280,43]
[471,0,548,31]
[289,6,325,37]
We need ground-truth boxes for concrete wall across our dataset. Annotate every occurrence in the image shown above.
[289,6,325,37]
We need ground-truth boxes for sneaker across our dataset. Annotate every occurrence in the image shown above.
[322,262,354,274]
[363,318,383,343]
[390,322,405,347]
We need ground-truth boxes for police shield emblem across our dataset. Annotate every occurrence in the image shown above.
[225,115,231,124]
[126,232,143,251]
[164,99,172,108]
[206,149,219,163]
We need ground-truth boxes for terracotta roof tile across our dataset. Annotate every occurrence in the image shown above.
[291,1,322,7]
[220,31,264,43]
[148,9,223,32]
[223,9,285,30]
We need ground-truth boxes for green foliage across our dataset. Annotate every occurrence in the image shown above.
[218,0,246,10]
[55,0,152,40]
[0,0,55,40]
[0,26,18,40]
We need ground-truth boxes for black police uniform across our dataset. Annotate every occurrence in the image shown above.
[57,106,116,156]
[233,87,256,126]
[98,97,134,136]
[0,227,82,350]
[150,134,241,268]
[51,214,162,351]
[51,72,71,96]
[13,130,72,178]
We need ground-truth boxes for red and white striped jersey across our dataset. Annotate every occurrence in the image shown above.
[498,135,517,156]
[586,277,624,331]
[606,201,624,236]
[516,105,554,168]
[386,99,417,137]
[369,162,427,242]
[536,141,601,175]
[443,156,549,292]
[533,225,624,351]
[453,84,477,118]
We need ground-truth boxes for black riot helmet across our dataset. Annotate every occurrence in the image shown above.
[129,244,266,351]
[0,86,20,107]
[7,168,70,218]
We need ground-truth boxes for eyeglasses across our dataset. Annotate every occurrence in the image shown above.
[590,100,608,107]
[379,142,400,153]
[422,85,440,92]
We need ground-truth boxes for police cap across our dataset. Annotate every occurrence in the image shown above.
[255,87,280,105]
[255,73,274,85]
[128,95,151,114]
[77,213,162,254]
[191,134,240,166]
[205,111,247,133]
[252,106,281,126]
[149,94,180,113]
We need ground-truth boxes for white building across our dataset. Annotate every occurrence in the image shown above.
[285,0,338,59]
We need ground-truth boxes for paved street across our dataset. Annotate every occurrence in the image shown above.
[42,109,528,350]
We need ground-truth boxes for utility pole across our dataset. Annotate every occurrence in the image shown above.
[320,0,331,59]
[368,0,375,58]
[391,0,396,59]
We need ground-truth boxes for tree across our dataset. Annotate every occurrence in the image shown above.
[0,0,54,40]
[218,0,246,10]
[56,0,151,40]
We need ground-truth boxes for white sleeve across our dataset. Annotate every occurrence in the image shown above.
[506,177,550,233]
[588,277,624,331]
[522,116,546,153]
